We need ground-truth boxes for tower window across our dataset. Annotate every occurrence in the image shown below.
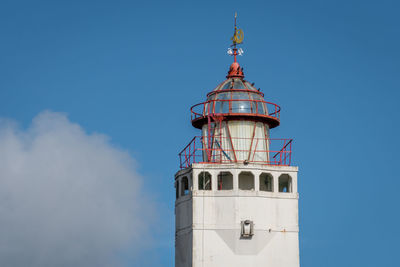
[239,171,254,190]
[279,174,292,193]
[259,173,273,192]
[175,182,179,199]
[217,171,233,190]
[198,172,212,190]
[180,176,189,196]
[189,173,193,191]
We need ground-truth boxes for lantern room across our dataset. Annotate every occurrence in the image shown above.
[191,61,281,130]
[179,18,292,169]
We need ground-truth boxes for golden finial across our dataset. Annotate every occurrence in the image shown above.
[231,12,244,46]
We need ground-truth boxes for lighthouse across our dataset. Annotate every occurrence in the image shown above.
[175,15,299,267]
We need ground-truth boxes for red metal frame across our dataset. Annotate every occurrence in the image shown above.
[190,98,281,129]
[191,99,280,120]
[178,136,293,169]
[207,88,264,98]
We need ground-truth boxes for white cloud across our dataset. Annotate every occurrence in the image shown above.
[0,111,153,267]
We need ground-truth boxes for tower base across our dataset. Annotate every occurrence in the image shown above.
[175,163,299,267]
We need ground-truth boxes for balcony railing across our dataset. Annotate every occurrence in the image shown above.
[178,136,292,169]
[191,99,281,121]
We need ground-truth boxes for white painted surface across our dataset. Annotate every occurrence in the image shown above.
[175,164,299,267]
[201,121,270,162]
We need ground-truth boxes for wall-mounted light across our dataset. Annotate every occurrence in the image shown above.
[241,220,254,238]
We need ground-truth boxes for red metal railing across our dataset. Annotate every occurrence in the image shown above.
[191,99,281,121]
[179,136,292,169]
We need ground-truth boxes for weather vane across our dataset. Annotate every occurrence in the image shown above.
[231,12,244,45]
[227,12,244,60]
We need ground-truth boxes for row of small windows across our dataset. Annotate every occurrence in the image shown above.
[176,172,293,199]
[200,171,291,192]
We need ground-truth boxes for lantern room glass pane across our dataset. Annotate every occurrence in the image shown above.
[250,93,263,101]
[257,102,266,114]
[217,92,231,100]
[214,92,230,113]
[245,81,257,91]
[233,80,245,89]
[221,81,232,90]
[248,93,266,114]
[232,92,249,100]
[231,92,250,113]
[251,102,257,114]
[234,101,251,113]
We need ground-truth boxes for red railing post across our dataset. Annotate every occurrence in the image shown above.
[193,137,196,163]
[179,136,293,169]
[189,142,191,166]
[284,140,287,165]
[278,105,280,120]
[185,148,188,168]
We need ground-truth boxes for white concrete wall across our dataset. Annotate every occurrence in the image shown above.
[175,164,299,267]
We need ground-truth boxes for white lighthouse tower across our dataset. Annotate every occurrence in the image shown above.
[175,15,299,267]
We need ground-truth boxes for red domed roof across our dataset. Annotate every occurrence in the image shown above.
[227,62,244,78]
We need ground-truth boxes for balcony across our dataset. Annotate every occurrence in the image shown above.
[178,136,292,169]
[190,99,281,129]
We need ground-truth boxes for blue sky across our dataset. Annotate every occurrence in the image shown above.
[1,0,399,266]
